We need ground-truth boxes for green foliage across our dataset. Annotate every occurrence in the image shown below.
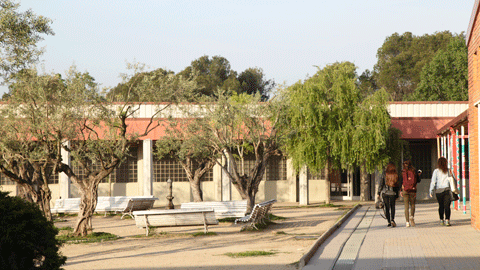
[106,64,199,102]
[179,55,239,97]
[281,62,392,174]
[374,31,457,100]
[408,35,468,101]
[0,0,53,78]
[238,67,275,101]
[192,231,217,237]
[111,56,275,101]
[224,250,276,258]
[56,232,118,244]
[0,191,66,270]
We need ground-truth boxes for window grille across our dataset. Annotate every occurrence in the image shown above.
[0,173,15,185]
[153,157,213,182]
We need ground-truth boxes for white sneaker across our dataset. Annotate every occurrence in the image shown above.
[406,222,410,227]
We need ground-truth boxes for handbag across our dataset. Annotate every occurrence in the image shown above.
[450,190,459,201]
[447,169,459,194]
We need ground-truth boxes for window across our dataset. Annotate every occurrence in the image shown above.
[153,158,213,182]
[234,154,288,181]
[0,173,15,185]
[266,156,287,181]
[72,146,138,183]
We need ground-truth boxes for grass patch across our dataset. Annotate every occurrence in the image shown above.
[224,250,276,258]
[57,232,119,244]
[269,214,286,220]
[56,213,77,217]
[57,226,73,231]
[218,217,237,223]
[192,231,217,237]
[275,231,287,235]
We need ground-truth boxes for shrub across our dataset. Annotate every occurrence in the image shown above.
[0,192,66,269]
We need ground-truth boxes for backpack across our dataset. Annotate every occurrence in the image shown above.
[402,169,417,192]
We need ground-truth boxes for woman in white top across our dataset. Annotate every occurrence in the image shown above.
[429,157,456,226]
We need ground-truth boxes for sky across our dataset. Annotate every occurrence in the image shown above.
[7,0,475,95]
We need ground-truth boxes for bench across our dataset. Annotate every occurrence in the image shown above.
[132,209,219,236]
[51,196,158,218]
[51,198,81,214]
[234,199,277,230]
[180,200,247,219]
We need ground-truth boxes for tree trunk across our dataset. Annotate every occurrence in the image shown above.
[325,164,331,204]
[17,184,34,203]
[39,184,53,221]
[359,165,370,201]
[245,189,256,215]
[190,178,203,202]
[73,185,98,236]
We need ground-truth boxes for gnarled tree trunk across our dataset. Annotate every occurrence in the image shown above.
[73,184,99,236]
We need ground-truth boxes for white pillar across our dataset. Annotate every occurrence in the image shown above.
[221,155,231,201]
[286,159,296,203]
[143,139,153,196]
[59,141,71,199]
[299,165,309,205]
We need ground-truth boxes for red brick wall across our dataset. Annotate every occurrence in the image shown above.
[468,6,480,231]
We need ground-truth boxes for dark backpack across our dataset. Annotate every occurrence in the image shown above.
[402,169,417,192]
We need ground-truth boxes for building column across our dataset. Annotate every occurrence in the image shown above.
[143,139,153,196]
[213,160,222,201]
[299,165,309,205]
[287,158,297,203]
[59,141,71,199]
[221,154,232,201]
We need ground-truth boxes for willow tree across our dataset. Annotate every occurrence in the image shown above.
[281,62,391,202]
[198,92,281,213]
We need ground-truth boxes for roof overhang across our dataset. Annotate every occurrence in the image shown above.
[437,109,469,135]
[391,117,454,140]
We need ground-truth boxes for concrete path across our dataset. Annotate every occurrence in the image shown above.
[304,202,480,270]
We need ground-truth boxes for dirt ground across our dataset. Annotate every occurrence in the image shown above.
[56,202,356,270]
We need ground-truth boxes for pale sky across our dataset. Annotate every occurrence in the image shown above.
[7,0,475,95]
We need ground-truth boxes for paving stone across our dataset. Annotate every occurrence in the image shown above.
[304,202,480,270]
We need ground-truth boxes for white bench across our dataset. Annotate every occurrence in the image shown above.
[51,196,158,218]
[180,200,247,219]
[132,209,219,236]
[235,199,277,230]
[51,198,81,214]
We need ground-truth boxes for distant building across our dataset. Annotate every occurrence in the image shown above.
[0,102,468,208]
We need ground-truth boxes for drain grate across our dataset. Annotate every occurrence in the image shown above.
[332,207,376,270]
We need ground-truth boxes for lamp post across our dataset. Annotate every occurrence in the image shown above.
[166,179,174,209]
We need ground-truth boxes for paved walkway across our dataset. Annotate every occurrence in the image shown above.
[304,202,480,270]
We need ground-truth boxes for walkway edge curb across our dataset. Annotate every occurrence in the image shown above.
[298,204,362,268]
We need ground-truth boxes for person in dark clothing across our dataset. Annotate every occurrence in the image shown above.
[378,162,399,227]
[400,160,421,227]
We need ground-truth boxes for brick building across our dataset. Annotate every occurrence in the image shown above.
[467,0,480,231]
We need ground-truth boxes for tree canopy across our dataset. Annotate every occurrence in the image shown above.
[373,31,457,101]
[407,34,468,101]
[281,62,392,201]
[0,0,53,78]
[108,56,274,101]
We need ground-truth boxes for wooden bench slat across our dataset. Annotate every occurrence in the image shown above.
[133,209,218,236]
[234,199,276,230]
[180,200,247,219]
